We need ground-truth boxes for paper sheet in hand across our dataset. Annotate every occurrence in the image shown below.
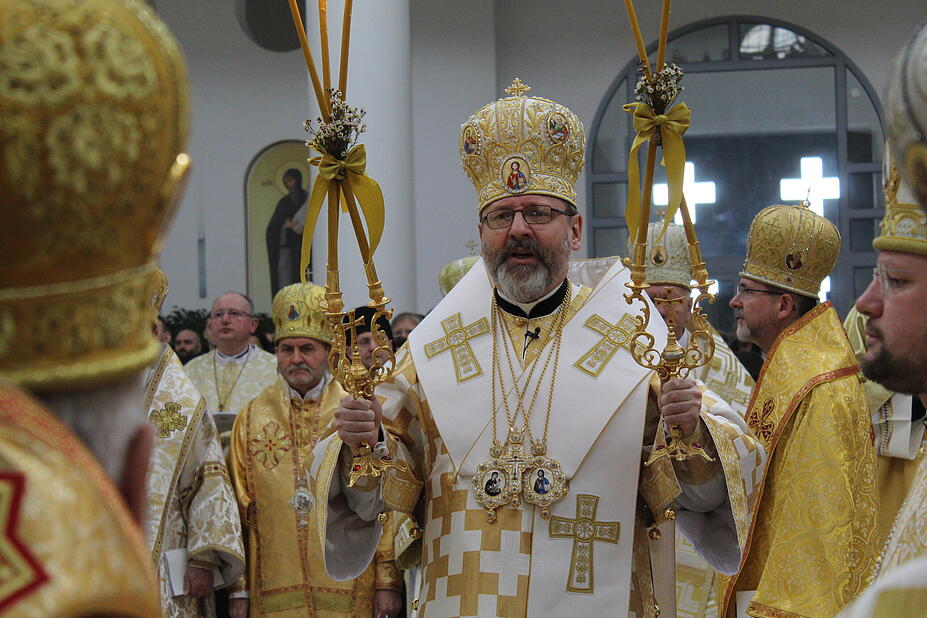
[164,548,225,597]
[212,412,237,436]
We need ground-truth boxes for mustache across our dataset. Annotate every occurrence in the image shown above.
[286,363,313,373]
[865,322,883,340]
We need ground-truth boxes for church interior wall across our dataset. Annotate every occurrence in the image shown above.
[153,0,924,316]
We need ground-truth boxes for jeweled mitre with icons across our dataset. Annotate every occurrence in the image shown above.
[885,20,927,205]
[741,203,841,299]
[272,283,334,344]
[630,220,693,289]
[875,147,927,256]
[0,0,191,392]
[459,78,585,212]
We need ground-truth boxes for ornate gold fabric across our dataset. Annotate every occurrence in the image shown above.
[844,306,926,544]
[741,203,841,298]
[230,378,401,616]
[693,325,754,419]
[185,348,279,416]
[876,449,927,579]
[630,213,693,290]
[0,0,190,392]
[722,304,879,618]
[143,346,245,616]
[439,256,480,297]
[313,309,762,617]
[272,282,334,344]
[886,21,927,206]
[459,79,585,212]
[873,158,927,255]
[0,381,159,617]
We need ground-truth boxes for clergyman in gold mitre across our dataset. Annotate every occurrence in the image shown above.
[229,282,403,616]
[0,0,190,614]
[838,151,927,616]
[847,146,927,545]
[313,79,763,618]
[723,204,878,617]
[886,19,927,208]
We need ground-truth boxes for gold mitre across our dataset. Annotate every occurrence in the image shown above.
[273,283,334,345]
[885,20,927,206]
[460,78,585,212]
[629,219,692,289]
[874,145,927,255]
[741,203,841,298]
[0,0,191,393]
[439,256,480,297]
[152,269,170,313]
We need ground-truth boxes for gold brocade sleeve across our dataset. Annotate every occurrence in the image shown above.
[743,381,879,617]
[227,406,253,594]
[374,514,403,591]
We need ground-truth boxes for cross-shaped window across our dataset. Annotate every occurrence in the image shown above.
[779,156,840,216]
[653,161,717,224]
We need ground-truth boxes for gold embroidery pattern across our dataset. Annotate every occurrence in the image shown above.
[573,313,637,377]
[248,421,293,470]
[549,494,619,593]
[722,305,879,618]
[147,401,187,438]
[423,313,489,382]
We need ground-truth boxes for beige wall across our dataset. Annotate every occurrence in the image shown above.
[153,0,925,314]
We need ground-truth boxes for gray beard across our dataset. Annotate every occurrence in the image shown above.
[485,234,571,304]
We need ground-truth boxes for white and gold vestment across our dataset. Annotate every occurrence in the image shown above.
[185,345,278,417]
[312,258,764,617]
[144,345,246,616]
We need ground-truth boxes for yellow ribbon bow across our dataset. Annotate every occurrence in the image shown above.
[299,144,385,283]
[623,101,691,241]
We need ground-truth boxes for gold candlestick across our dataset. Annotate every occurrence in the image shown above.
[621,0,716,464]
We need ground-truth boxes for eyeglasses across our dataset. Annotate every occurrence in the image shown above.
[872,264,922,295]
[735,284,782,297]
[481,204,573,229]
[210,309,254,320]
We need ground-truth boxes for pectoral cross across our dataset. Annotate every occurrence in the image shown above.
[502,433,528,489]
[549,494,620,593]
[424,313,490,382]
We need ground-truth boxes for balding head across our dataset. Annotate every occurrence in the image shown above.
[209,292,258,356]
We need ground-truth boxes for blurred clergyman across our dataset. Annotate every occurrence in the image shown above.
[174,328,204,364]
[0,0,191,614]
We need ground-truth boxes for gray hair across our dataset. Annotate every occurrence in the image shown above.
[40,373,148,482]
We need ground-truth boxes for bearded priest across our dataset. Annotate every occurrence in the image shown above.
[311,82,764,618]
[229,283,403,617]
[722,204,879,617]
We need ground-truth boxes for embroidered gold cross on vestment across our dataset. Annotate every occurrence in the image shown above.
[148,402,187,438]
[424,313,489,382]
[549,493,619,593]
[573,313,637,377]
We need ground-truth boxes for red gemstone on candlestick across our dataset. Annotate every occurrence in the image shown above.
[353,465,361,471]
[692,443,701,448]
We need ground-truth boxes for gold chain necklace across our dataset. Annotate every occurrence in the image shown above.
[212,348,251,412]
[475,283,571,522]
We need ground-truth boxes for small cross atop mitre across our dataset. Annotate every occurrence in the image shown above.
[505,77,531,97]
